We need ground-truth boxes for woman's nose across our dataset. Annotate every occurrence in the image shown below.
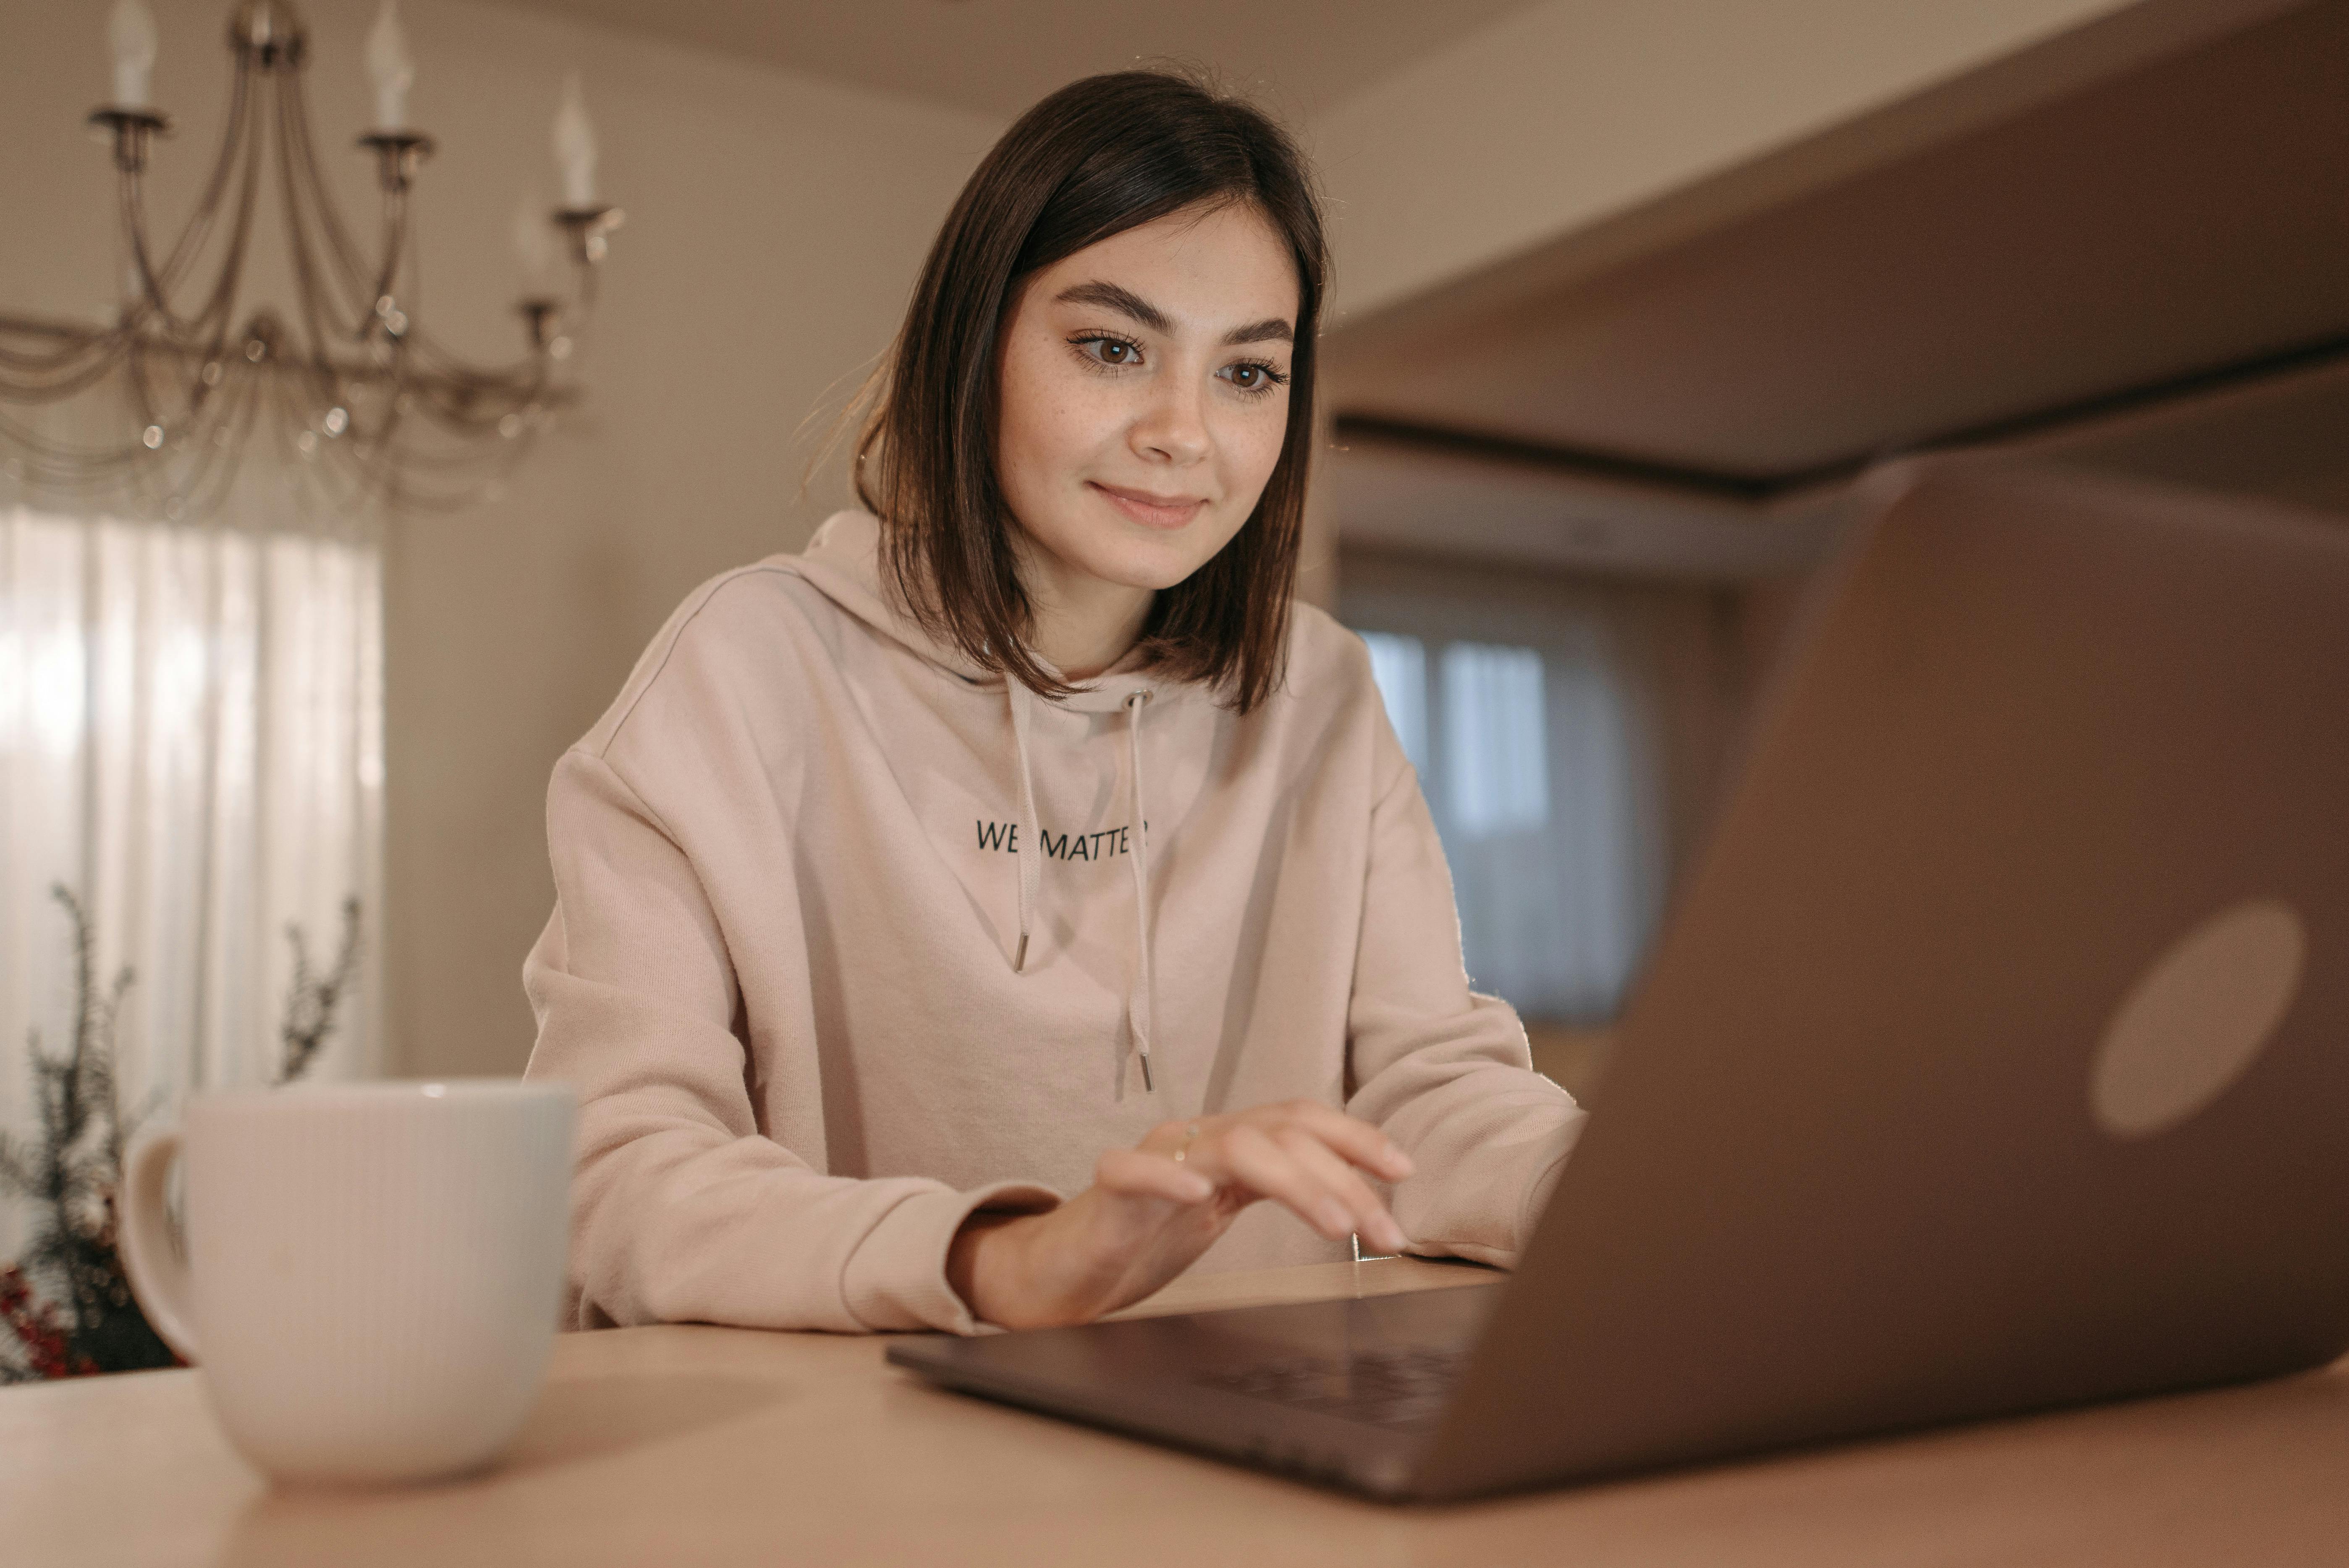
[1129,375,1210,466]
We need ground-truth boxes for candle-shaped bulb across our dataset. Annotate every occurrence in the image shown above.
[552,73,598,209]
[511,191,560,294]
[110,0,159,110]
[366,0,415,131]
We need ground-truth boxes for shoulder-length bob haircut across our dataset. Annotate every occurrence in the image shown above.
[853,70,1328,714]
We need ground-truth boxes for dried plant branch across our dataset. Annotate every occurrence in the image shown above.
[3,887,365,1380]
[279,897,362,1085]
[0,886,169,1382]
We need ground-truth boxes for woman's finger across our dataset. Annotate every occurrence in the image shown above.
[1215,1123,1356,1241]
[1095,1146,1214,1205]
[1275,1126,1407,1254]
[1268,1099,1414,1181]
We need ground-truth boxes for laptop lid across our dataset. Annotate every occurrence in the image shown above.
[1412,460,2349,1497]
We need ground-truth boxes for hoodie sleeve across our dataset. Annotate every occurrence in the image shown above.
[522,748,1058,1334]
[1344,754,1589,1268]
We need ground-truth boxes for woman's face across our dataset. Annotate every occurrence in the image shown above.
[993,199,1299,605]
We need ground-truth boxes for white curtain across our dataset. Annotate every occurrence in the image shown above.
[1440,642,1553,838]
[0,496,383,1261]
[1349,557,1738,1024]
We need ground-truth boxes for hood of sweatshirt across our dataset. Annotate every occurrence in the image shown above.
[793,509,1184,1089]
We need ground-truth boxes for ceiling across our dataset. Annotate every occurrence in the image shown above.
[1328,439,1844,580]
[479,0,1539,122]
[1327,0,2349,496]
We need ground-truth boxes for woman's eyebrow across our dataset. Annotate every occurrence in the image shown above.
[1219,317,1294,347]
[1055,281,1171,335]
[1053,280,1294,347]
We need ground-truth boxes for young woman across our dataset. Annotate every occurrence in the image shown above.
[522,71,1585,1335]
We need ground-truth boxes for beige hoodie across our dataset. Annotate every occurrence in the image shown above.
[522,510,1585,1333]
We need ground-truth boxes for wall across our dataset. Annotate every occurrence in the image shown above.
[0,0,1004,1076]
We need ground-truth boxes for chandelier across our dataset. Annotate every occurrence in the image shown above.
[0,0,623,518]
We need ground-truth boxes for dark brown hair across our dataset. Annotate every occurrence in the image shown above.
[854,70,1327,713]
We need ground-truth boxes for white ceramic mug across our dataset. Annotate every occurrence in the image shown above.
[118,1079,576,1487]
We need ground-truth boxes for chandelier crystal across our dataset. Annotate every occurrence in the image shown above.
[0,0,623,518]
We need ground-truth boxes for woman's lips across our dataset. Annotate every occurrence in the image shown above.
[1090,481,1205,530]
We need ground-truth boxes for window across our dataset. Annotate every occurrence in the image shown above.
[1,503,384,1272]
[1348,554,1740,1025]
[1359,631,1427,775]
[1440,642,1549,839]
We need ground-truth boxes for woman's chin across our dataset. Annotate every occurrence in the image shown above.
[1065,541,1219,594]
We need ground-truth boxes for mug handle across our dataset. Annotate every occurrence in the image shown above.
[117,1128,201,1364]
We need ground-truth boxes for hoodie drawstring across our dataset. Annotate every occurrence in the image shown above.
[1123,689,1155,1094]
[1003,679,1157,1096]
[1008,681,1042,974]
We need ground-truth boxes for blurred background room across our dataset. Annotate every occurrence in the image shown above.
[3,0,2344,1379]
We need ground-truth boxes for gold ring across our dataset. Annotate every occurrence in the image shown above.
[1171,1122,1202,1163]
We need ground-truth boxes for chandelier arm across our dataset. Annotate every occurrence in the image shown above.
[0,314,134,388]
[0,343,108,382]
[370,184,417,340]
[0,335,134,402]
[2,322,215,460]
[275,83,353,369]
[139,401,212,517]
[399,324,553,394]
[0,394,153,472]
[272,362,381,516]
[400,313,565,397]
[155,333,223,433]
[176,85,272,352]
[395,364,556,435]
[0,416,107,495]
[394,381,484,436]
[282,76,386,329]
[350,365,405,456]
[0,358,119,400]
[210,68,283,340]
[116,169,188,333]
[173,372,229,476]
[5,345,332,503]
[358,187,415,345]
[126,341,165,435]
[0,408,111,468]
[362,424,529,511]
[319,398,398,505]
[111,58,254,344]
[404,340,554,408]
[351,203,564,396]
[152,50,259,311]
[294,358,345,438]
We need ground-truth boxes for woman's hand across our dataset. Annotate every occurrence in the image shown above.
[945,1101,1414,1331]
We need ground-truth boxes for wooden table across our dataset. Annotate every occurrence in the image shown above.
[9,1256,2347,1566]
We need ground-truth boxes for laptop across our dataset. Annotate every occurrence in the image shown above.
[887,460,2349,1502]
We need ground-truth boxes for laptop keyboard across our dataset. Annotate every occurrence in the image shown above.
[1195,1345,1471,1428]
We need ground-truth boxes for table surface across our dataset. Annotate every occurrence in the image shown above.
[9,1255,2347,1567]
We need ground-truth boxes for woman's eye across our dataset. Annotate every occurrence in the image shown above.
[1077,336,1141,366]
[1219,361,1288,396]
